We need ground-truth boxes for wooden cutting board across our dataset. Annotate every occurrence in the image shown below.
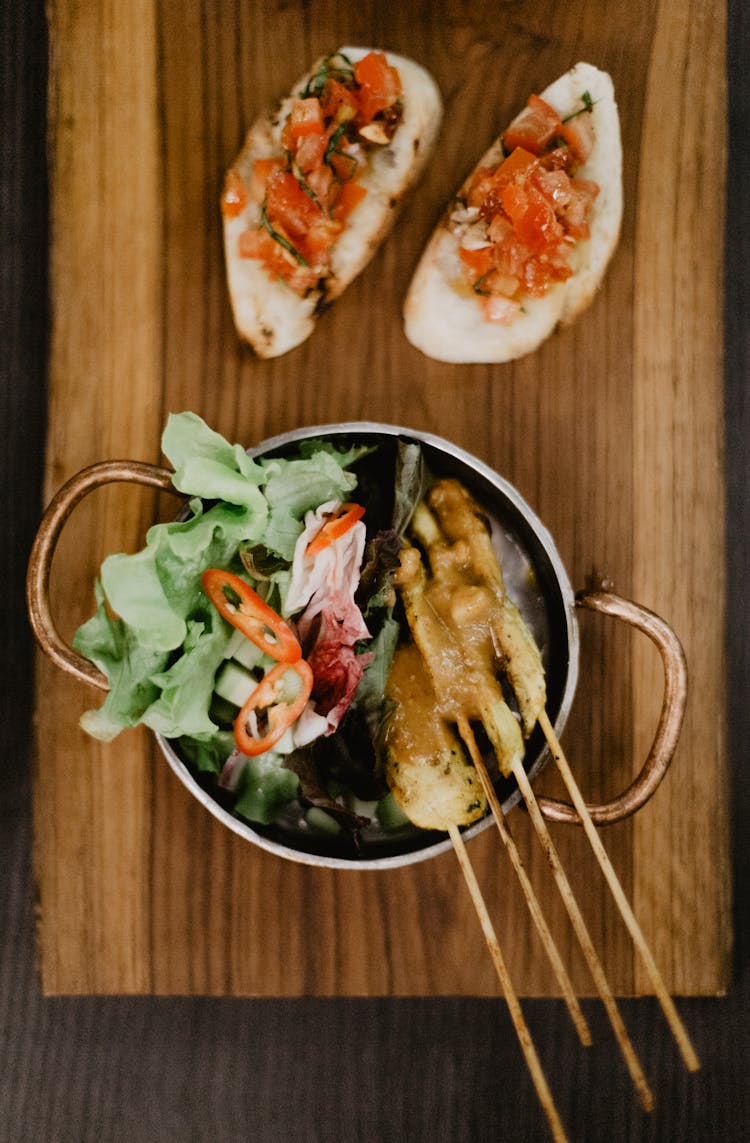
[35,0,730,996]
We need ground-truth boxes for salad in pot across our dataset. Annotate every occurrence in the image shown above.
[69,413,576,862]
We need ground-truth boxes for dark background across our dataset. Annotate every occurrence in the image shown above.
[2,4,748,1141]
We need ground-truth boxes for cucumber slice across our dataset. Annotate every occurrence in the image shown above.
[214,660,257,708]
[225,628,267,672]
[376,792,411,832]
[305,807,342,836]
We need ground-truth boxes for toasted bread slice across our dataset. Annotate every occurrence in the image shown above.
[403,63,622,364]
[223,47,442,358]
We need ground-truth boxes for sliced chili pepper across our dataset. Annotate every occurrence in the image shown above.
[202,569,301,663]
[305,502,365,557]
[234,658,313,756]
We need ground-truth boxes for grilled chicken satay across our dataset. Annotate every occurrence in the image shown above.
[393,543,525,777]
[385,643,487,829]
[424,480,546,738]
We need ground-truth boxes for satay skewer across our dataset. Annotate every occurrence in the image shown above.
[456,714,592,1047]
[447,822,570,1143]
[537,709,700,1073]
[510,755,655,1112]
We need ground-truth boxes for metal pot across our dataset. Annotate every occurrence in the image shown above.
[26,422,687,869]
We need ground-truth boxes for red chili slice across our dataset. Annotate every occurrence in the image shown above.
[305,502,365,557]
[202,569,301,663]
[234,658,313,756]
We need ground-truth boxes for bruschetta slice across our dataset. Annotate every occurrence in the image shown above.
[403,63,622,364]
[222,47,442,358]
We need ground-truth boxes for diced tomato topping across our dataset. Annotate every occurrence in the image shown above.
[289,97,325,138]
[295,131,328,173]
[221,168,248,218]
[559,177,599,239]
[459,245,494,279]
[481,293,522,324]
[320,79,359,124]
[457,91,599,322]
[333,179,367,222]
[501,181,563,253]
[495,146,539,184]
[503,94,562,155]
[354,51,402,123]
[305,162,335,208]
[238,226,318,292]
[249,158,283,202]
[265,169,321,239]
[559,110,595,163]
[539,146,576,173]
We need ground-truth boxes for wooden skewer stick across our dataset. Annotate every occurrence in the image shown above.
[447,822,570,1143]
[511,757,655,1113]
[456,716,592,1047]
[537,708,700,1073]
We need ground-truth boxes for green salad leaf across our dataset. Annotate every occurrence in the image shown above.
[73,581,168,742]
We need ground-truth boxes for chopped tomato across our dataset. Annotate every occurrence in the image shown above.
[470,148,537,218]
[522,253,572,296]
[306,503,365,557]
[333,180,367,222]
[501,181,563,253]
[539,145,576,173]
[493,234,534,279]
[559,177,598,239]
[249,158,283,202]
[532,167,573,208]
[303,214,342,262]
[234,658,313,757]
[305,162,335,208]
[221,169,248,218]
[328,145,360,183]
[265,169,322,239]
[295,131,328,173]
[482,293,522,324]
[320,78,359,124]
[354,51,402,123]
[289,97,325,138]
[238,226,317,292]
[459,245,495,289]
[503,94,562,155]
[560,110,595,162]
[495,145,539,184]
[202,569,302,663]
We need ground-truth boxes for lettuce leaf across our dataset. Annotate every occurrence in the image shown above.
[99,499,268,652]
[142,618,233,740]
[73,581,169,741]
[162,410,265,500]
[258,448,365,561]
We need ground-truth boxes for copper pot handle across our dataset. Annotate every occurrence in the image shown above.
[26,460,180,691]
[536,589,688,826]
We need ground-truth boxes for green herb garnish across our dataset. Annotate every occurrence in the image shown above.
[472,271,493,296]
[562,90,595,123]
[260,202,310,267]
[300,51,355,99]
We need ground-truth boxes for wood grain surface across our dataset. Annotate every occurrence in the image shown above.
[35,0,729,998]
